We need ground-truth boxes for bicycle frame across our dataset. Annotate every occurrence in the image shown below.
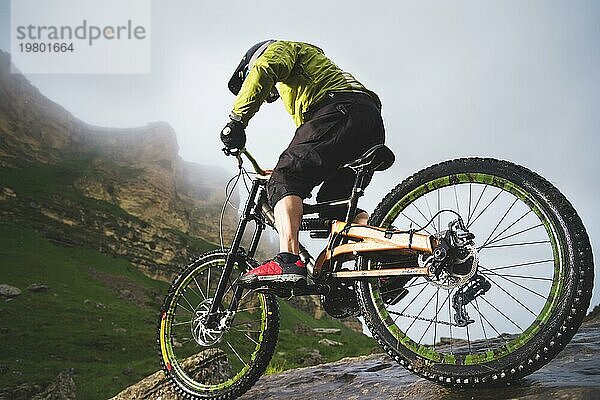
[206,150,435,321]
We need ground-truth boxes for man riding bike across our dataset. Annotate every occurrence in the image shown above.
[221,40,386,286]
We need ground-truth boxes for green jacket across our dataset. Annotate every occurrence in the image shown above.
[232,41,380,127]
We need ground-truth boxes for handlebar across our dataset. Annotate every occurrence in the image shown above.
[222,147,267,176]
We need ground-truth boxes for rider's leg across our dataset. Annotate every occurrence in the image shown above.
[274,194,302,254]
[239,194,306,285]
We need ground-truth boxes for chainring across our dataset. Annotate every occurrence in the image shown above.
[320,280,360,319]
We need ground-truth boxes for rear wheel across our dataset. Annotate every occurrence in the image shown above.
[158,250,279,399]
[356,158,594,385]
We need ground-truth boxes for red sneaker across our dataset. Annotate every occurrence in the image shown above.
[240,253,307,285]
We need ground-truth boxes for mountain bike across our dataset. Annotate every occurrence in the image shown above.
[158,144,594,399]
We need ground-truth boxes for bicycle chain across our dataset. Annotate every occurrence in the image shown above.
[388,311,462,327]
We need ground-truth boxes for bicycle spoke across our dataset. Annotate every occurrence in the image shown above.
[237,288,255,306]
[448,289,453,353]
[467,184,472,227]
[186,277,203,300]
[484,223,544,248]
[466,321,472,354]
[480,197,518,248]
[232,328,262,333]
[176,303,193,315]
[473,299,491,351]
[207,268,211,296]
[480,267,547,299]
[483,274,538,317]
[433,288,440,349]
[467,188,503,229]
[484,210,532,247]
[486,259,554,272]
[401,211,432,235]
[236,306,263,313]
[406,288,438,334]
[180,295,196,314]
[398,281,430,316]
[412,202,432,227]
[424,194,437,232]
[193,276,207,300]
[242,332,259,346]
[381,279,423,294]
[479,296,523,331]
[473,299,508,345]
[172,319,193,327]
[404,280,428,290]
[467,184,488,226]
[225,275,240,298]
[437,189,441,231]
[453,185,461,218]
[418,287,444,345]
[480,240,550,250]
[226,340,247,367]
[496,274,552,282]
[179,337,196,346]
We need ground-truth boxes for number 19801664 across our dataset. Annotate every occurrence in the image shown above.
[19,42,74,52]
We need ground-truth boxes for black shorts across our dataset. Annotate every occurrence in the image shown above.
[266,92,385,219]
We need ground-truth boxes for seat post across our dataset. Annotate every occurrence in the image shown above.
[344,167,368,223]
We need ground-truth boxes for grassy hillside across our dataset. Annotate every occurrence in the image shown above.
[0,223,376,399]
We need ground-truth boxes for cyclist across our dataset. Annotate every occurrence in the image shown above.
[220,40,385,286]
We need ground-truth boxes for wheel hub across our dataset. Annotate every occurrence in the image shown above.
[191,298,233,346]
[419,219,479,290]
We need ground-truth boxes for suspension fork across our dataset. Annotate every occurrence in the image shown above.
[206,179,265,323]
[228,198,267,313]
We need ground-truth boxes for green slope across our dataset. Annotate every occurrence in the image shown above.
[0,223,168,399]
[0,223,376,399]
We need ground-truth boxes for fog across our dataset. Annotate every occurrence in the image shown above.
[0,0,597,315]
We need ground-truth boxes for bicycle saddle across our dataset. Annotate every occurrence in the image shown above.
[343,144,395,173]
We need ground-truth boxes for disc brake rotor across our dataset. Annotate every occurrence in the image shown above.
[420,244,479,290]
[191,298,231,346]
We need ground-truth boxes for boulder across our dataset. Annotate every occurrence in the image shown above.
[27,284,50,292]
[111,348,232,400]
[32,369,77,400]
[318,338,344,347]
[0,284,21,298]
[312,328,341,335]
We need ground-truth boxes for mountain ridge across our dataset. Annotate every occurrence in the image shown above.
[0,49,238,279]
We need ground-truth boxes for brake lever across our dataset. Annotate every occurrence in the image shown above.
[221,147,241,157]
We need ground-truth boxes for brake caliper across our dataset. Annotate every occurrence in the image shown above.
[430,218,476,278]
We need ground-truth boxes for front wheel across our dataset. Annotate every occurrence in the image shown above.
[158,250,279,399]
[357,158,594,385]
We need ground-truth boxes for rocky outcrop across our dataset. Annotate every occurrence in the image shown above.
[0,369,76,400]
[116,316,600,400]
[0,50,240,279]
[236,323,600,400]
[111,349,232,400]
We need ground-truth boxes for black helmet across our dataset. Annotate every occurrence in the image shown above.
[228,40,280,103]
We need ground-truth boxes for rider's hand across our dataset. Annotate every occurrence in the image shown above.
[220,119,246,150]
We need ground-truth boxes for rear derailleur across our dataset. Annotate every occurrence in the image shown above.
[452,274,491,327]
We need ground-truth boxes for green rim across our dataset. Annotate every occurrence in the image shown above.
[163,258,268,391]
[371,172,564,365]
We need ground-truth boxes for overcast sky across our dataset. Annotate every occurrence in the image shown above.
[0,0,598,310]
